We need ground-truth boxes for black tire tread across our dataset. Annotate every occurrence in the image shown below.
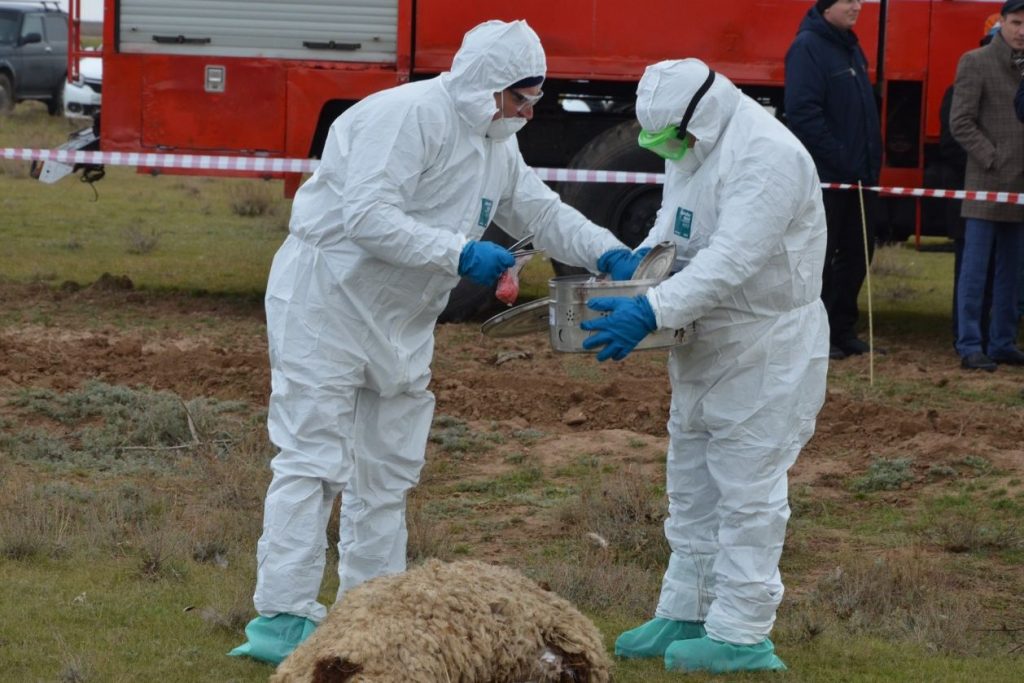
[553,120,664,275]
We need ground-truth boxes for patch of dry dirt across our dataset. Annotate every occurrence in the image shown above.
[2,281,1024,566]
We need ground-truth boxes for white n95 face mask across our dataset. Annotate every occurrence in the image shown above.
[486,116,527,140]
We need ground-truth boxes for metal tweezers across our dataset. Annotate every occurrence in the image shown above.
[509,233,536,257]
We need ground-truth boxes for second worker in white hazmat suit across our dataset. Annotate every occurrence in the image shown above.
[230,19,636,666]
[581,59,829,673]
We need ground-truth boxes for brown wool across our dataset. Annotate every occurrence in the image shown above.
[270,559,611,683]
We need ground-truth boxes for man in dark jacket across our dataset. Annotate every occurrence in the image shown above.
[784,0,882,360]
[950,1,1024,371]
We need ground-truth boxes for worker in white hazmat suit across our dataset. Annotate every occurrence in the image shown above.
[229,19,637,666]
[581,59,829,673]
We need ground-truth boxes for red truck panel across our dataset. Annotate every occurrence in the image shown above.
[99,0,410,156]
[921,2,1003,140]
[413,0,880,84]
[93,0,1003,190]
[285,67,407,157]
[140,57,287,153]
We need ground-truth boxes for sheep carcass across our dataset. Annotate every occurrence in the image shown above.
[271,558,611,683]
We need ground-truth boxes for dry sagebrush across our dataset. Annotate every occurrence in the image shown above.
[271,559,611,683]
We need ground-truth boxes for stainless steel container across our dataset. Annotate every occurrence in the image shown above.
[548,275,692,352]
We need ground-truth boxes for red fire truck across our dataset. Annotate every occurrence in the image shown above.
[55,0,1003,313]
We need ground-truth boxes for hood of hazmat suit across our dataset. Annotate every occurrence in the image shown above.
[634,59,830,646]
[442,20,546,134]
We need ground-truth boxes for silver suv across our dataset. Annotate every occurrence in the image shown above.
[0,1,68,115]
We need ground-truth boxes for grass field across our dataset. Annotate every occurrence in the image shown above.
[2,105,1023,682]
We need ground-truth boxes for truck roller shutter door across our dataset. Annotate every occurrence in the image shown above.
[118,0,398,63]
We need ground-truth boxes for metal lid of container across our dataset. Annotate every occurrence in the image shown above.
[480,298,551,338]
[633,241,677,281]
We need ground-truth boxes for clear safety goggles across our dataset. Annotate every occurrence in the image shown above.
[638,125,690,160]
[507,88,543,113]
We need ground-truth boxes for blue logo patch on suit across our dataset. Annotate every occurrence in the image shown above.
[478,198,494,227]
[674,207,693,239]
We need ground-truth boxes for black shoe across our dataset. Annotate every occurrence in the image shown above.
[990,349,1024,365]
[961,352,997,372]
[835,337,870,355]
[829,344,847,360]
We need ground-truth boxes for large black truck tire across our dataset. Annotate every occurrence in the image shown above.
[553,120,664,275]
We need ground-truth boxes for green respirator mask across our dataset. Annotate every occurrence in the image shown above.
[638,69,716,161]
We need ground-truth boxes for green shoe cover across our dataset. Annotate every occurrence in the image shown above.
[228,614,318,665]
[614,617,706,659]
[664,635,787,673]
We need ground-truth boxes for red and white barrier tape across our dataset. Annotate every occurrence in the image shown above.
[819,181,1024,205]
[1,148,317,174]
[537,167,666,185]
[4,147,1023,205]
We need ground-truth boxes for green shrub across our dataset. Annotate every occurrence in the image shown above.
[807,552,984,655]
[5,382,252,473]
[428,414,497,454]
[555,468,669,571]
[852,457,914,492]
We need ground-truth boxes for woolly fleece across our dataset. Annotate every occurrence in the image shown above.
[270,558,611,682]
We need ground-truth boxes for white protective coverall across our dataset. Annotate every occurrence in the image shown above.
[255,19,626,623]
[635,59,829,644]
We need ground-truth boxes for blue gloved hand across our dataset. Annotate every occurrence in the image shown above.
[597,247,651,281]
[458,240,516,286]
[580,295,657,362]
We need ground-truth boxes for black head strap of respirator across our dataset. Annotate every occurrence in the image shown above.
[677,69,716,140]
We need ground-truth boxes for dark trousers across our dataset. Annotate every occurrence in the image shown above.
[955,219,1024,358]
[821,188,876,343]
[952,237,992,346]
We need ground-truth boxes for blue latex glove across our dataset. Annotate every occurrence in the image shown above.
[597,247,651,281]
[458,240,515,286]
[580,295,657,362]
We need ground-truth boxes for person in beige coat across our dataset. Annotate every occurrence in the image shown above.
[950,0,1024,371]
